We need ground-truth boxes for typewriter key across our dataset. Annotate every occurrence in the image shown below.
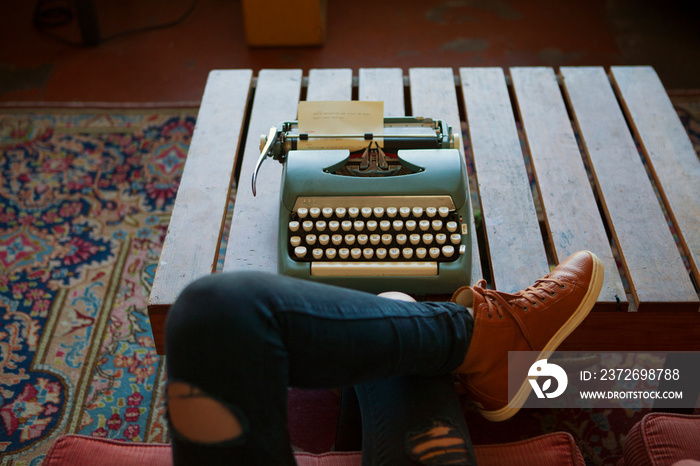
[361,207,373,218]
[416,248,427,259]
[380,220,391,231]
[402,248,414,259]
[438,207,450,218]
[442,245,455,257]
[294,246,307,258]
[426,207,437,218]
[310,207,321,218]
[386,207,398,218]
[399,207,411,218]
[412,207,424,217]
[306,234,317,245]
[322,207,333,218]
[351,248,362,259]
[446,221,458,233]
[376,248,387,259]
[429,247,441,259]
[319,235,330,246]
[432,220,443,231]
[389,248,400,259]
[423,234,434,245]
[290,236,302,247]
[419,220,430,231]
[451,233,462,244]
[289,221,300,232]
[410,234,421,245]
[297,208,308,219]
[405,220,417,232]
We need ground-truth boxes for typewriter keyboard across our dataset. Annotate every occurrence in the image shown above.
[287,196,467,277]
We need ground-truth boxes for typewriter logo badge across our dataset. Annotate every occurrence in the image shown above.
[528,359,568,399]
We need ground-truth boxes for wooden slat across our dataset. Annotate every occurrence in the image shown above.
[408,68,483,285]
[307,69,353,101]
[223,69,303,273]
[560,66,698,311]
[148,69,253,353]
[611,66,700,296]
[359,68,405,116]
[458,67,548,292]
[510,67,627,310]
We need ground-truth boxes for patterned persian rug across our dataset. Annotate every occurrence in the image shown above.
[0,99,698,465]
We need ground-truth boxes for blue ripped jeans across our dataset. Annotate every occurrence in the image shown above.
[165,272,477,465]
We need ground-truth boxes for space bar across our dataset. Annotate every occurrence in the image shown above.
[311,261,438,277]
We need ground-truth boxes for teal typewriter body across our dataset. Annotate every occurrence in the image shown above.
[255,117,472,294]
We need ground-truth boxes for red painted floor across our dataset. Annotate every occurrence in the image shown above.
[2,0,699,103]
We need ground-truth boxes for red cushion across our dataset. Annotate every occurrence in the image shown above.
[43,432,585,465]
[622,413,700,466]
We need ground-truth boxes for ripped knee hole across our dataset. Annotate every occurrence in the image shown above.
[406,420,470,465]
[167,382,244,443]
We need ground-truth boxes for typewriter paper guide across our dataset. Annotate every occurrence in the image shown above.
[297,101,384,151]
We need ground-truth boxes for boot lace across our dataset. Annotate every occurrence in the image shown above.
[472,277,567,318]
[471,276,567,347]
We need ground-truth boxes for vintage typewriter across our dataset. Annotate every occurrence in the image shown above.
[253,116,472,294]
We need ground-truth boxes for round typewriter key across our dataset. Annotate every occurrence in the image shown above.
[416,247,427,259]
[412,207,424,217]
[335,207,347,218]
[294,246,307,258]
[312,248,324,259]
[319,234,330,246]
[451,233,462,244]
[290,236,302,247]
[423,233,434,245]
[339,248,350,259]
[310,207,321,218]
[396,234,407,245]
[399,207,411,218]
[392,220,404,231]
[446,221,458,233]
[325,248,337,259]
[316,221,327,232]
[297,208,308,219]
[370,234,381,245]
[348,207,360,218]
[386,207,398,218]
[357,234,368,245]
[402,248,414,259]
[332,234,343,246]
[389,248,400,259]
[431,220,443,231]
[366,220,378,231]
[351,248,362,259]
[380,220,391,231]
[405,220,417,231]
[345,234,356,245]
[381,234,392,245]
[410,234,421,245]
[353,220,365,231]
[322,207,333,218]
[303,221,314,232]
[436,233,447,245]
[438,207,450,218]
[361,207,373,218]
[289,221,300,232]
[426,207,437,218]
[442,245,455,257]
[329,220,340,232]
[363,248,374,259]
[373,207,385,218]
[429,247,441,258]
[419,220,430,231]
[342,220,352,232]
[376,248,387,259]
[306,234,317,245]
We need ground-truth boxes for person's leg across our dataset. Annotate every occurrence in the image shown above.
[165,271,473,465]
[355,376,476,466]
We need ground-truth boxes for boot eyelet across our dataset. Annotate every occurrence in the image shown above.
[523,307,528,312]
[560,284,567,290]
[487,313,493,319]
[498,314,503,320]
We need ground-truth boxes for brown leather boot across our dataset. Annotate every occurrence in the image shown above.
[452,250,604,422]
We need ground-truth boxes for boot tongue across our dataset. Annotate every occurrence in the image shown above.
[450,285,488,309]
